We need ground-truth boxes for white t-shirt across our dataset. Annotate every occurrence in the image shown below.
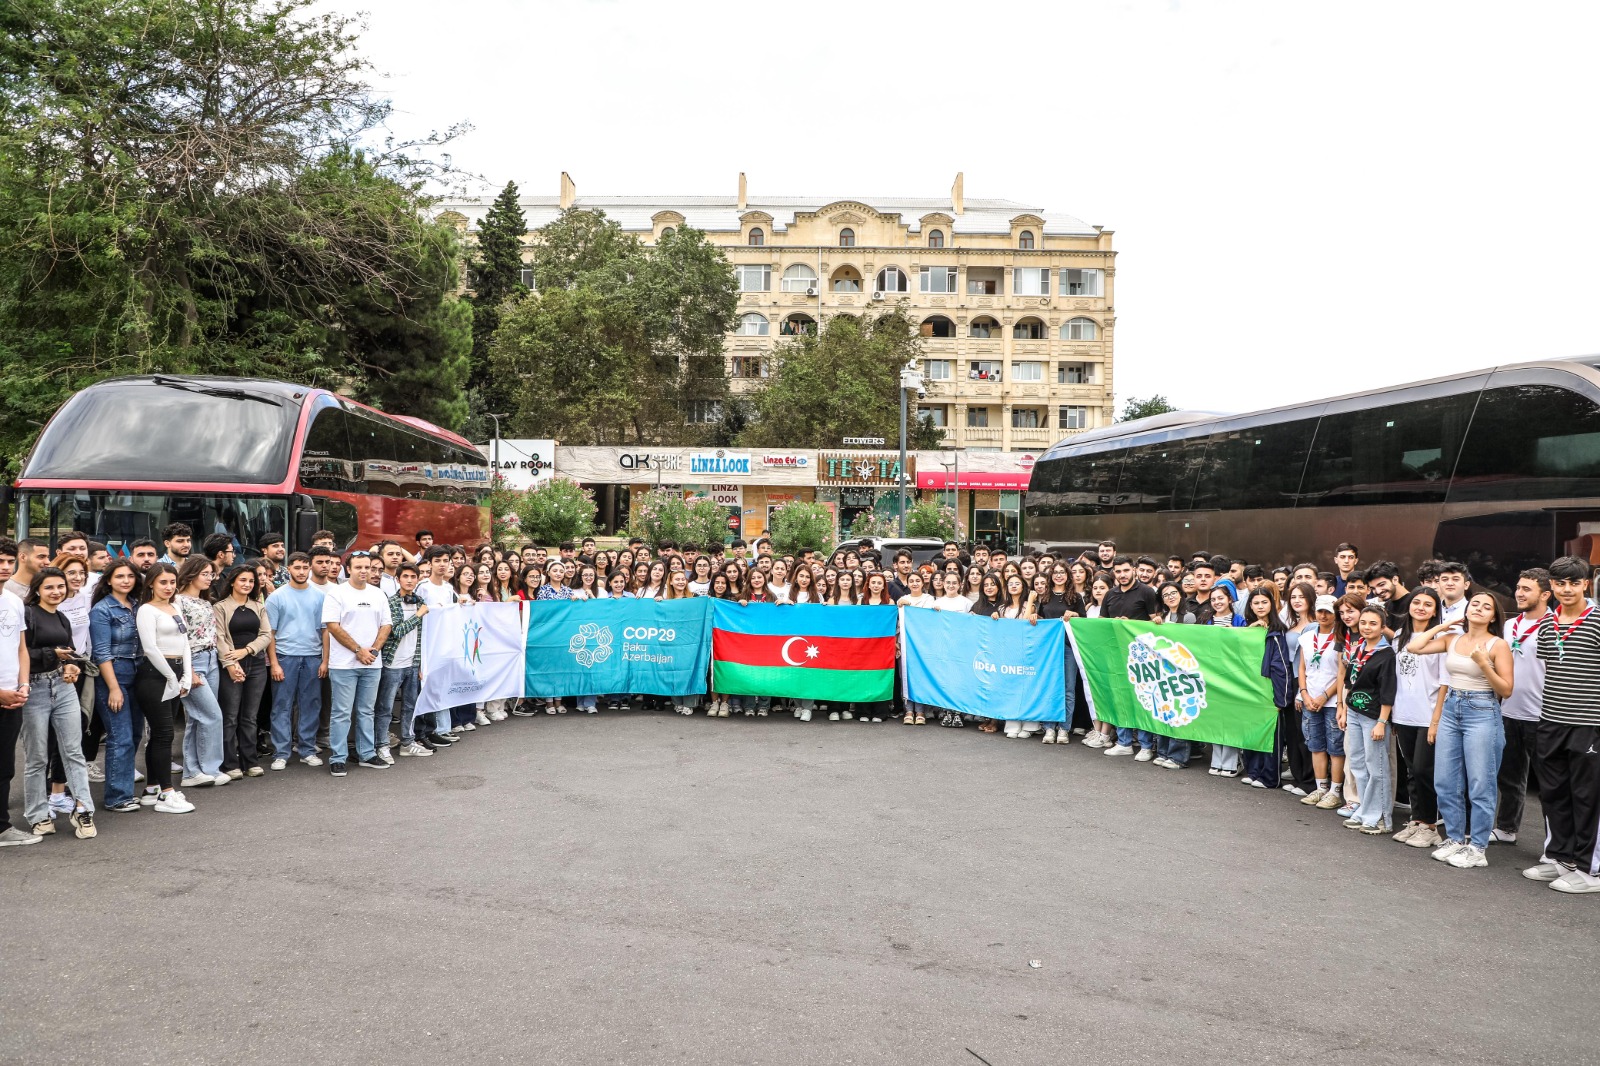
[1298,628,1340,703]
[899,593,936,610]
[934,595,973,614]
[767,581,791,603]
[417,580,460,610]
[687,579,710,597]
[321,581,388,671]
[389,597,420,670]
[1391,645,1444,727]
[378,572,399,598]
[61,587,93,656]
[1501,611,1549,722]
[0,590,27,689]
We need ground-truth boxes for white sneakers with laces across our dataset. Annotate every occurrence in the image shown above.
[1447,844,1488,869]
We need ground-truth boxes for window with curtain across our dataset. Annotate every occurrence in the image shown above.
[735,264,771,292]
[781,264,817,292]
[1011,408,1041,429]
[1012,268,1049,296]
[1062,268,1102,296]
[967,407,991,428]
[737,313,770,336]
[1012,361,1043,381]
[1059,406,1089,430]
[1061,317,1098,340]
[748,228,764,246]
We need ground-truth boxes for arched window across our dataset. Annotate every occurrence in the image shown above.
[968,316,1000,339]
[1060,317,1098,341]
[839,228,855,247]
[748,228,764,246]
[830,266,862,293]
[921,315,955,339]
[928,229,945,248]
[1013,317,1045,340]
[781,263,818,293]
[875,267,907,293]
[781,313,816,337]
[660,226,675,238]
[737,313,770,336]
[1018,230,1035,250]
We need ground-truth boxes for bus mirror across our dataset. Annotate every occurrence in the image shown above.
[295,507,320,553]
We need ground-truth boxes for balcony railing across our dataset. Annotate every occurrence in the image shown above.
[960,426,1003,444]
[1008,427,1054,446]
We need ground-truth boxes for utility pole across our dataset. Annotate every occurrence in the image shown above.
[485,413,507,481]
[897,359,924,537]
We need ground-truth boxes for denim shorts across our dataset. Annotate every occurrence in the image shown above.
[1300,705,1344,756]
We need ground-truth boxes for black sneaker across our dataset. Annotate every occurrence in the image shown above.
[428,731,457,746]
[417,735,438,751]
[510,703,537,717]
[106,800,140,813]
[358,757,389,770]
[329,762,348,778]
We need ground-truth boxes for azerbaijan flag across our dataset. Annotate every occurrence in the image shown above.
[711,601,897,701]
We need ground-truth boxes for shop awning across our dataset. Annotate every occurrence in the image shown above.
[915,471,1031,490]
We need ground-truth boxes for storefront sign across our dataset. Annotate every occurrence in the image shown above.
[480,439,556,491]
[617,452,682,471]
[819,452,916,486]
[842,436,886,446]
[759,453,811,469]
[688,451,752,476]
[686,484,743,508]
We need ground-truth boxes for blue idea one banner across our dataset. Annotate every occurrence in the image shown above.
[902,610,1068,721]
[524,598,713,698]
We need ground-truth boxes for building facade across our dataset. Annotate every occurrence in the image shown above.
[435,172,1116,451]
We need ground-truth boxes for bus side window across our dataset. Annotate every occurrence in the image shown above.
[316,498,359,551]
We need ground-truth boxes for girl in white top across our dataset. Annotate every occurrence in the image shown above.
[934,578,973,614]
[896,572,937,725]
[133,563,194,814]
[993,575,1042,739]
[1388,586,1446,849]
[766,559,792,604]
[686,556,712,597]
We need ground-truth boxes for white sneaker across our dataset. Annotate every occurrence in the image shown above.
[378,746,394,765]
[1550,869,1600,893]
[475,710,491,726]
[800,709,812,722]
[1432,839,1466,862]
[1301,788,1327,806]
[87,763,105,783]
[399,741,433,757]
[153,789,194,814]
[829,712,840,721]
[180,774,214,788]
[134,769,146,783]
[1282,784,1308,797]
[210,771,230,787]
[301,754,323,767]
[1490,828,1517,844]
[1406,825,1443,849]
[270,758,287,771]
[1042,729,1057,744]
[1003,724,1020,738]
[1523,861,1563,882]
[841,711,854,720]
[1447,844,1488,869]
[461,722,477,731]
[1247,778,1267,789]
[488,709,508,722]
[1104,744,1134,757]
[1392,822,1421,843]
[138,787,161,806]
[1133,749,1154,763]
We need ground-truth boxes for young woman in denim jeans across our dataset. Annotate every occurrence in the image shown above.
[174,556,228,789]
[21,568,96,839]
[1407,591,1513,870]
[1337,605,1398,834]
[89,559,144,813]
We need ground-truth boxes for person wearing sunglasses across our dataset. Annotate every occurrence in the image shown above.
[321,551,392,777]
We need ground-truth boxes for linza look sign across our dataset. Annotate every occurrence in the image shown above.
[617,451,750,475]
[553,447,818,486]
[818,453,916,486]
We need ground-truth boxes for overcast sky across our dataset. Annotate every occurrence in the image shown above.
[335,0,1600,414]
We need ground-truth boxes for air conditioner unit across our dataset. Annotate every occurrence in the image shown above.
[872,291,885,301]
[805,286,817,296]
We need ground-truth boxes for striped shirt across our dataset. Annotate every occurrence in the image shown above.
[1535,610,1600,726]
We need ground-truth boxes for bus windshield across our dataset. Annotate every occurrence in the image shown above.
[23,491,289,558]
[23,379,301,484]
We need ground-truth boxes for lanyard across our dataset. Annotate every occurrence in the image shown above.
[1551,606,1593,661]
[1308,630,1333,666]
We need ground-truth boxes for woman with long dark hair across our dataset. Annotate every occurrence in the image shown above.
[174,556,228,789]
[213,565,273,779]
[1240,587,1294,788]
[1037,565,1086,745]
[1389,585,1445,849]
[20,567,96,839]
[89,559,145,813]
[133,563,195,813]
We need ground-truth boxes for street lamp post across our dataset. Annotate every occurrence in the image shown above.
[939,449,959,541]
[484,413,508,481]
[898,360,924,537]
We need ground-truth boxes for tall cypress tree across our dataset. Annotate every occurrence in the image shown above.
[467,181,528,407]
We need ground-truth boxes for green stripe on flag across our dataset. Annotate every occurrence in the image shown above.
[713,662,894,702]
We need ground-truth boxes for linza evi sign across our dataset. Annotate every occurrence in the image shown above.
[818,453,917,486]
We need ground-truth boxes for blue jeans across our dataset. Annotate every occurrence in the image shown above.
[1434,689,1505,849]
[1301,706,1344,756]
[377,663,421,743]
[1155,733,1190,765]
[1346,714,1393,829]
[1116,727,1154,749]
[23,674,94,823]
[271,654,323,760]
[96,659,142,806]
[180,647,225,778]
[330,668,383,764]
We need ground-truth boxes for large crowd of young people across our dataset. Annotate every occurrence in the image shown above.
[1,525,1595,897]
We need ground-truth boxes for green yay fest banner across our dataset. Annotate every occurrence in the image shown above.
[1067,618,1278,752]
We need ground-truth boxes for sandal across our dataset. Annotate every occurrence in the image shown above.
[914,714,926,725]
[902,713,915,725]
[979,721,999,733]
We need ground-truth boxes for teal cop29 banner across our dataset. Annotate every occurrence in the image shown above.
[524,598,714,698]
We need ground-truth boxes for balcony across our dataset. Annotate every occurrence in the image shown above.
[960,426,1003,445]
[1008,427,1054,448]
[1007,381,1050,399]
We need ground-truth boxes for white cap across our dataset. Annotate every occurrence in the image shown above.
[1314,594,1337,613]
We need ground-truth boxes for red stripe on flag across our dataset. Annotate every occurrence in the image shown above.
[713,629,897,671]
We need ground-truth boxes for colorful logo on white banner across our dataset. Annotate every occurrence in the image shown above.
[1126,633,1208,727]
[462,618,484,677]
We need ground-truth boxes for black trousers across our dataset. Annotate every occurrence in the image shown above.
[1497,716,1541,834]
[1282,705,1315,792]
[1394,723,1438,824]
[0,706,21,828]
[1535,721,1600,874]
[134,658,182,792]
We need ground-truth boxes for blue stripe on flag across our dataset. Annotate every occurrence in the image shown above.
[711,600,896,638]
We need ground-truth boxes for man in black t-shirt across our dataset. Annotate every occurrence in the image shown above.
[1100,556,1162,760]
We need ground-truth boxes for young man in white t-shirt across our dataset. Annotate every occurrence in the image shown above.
[0,539,38,846]
[1297,595,1346,810]
[1495,567,1550,845]
[379,563,431,758]
[321,553,391,777]
[414,548,467,739]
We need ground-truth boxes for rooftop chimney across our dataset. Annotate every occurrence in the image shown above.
[560,171,576,210]
[738,171,747,211]
[951,171,964,215]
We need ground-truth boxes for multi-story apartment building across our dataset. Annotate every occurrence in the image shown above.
[434,173,1115,451]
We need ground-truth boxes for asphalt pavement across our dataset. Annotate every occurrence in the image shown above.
[2,709,1594,1066]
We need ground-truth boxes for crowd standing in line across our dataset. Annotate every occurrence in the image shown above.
[1,526,1596,897]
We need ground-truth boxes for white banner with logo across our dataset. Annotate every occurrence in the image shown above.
[417,603,527,715]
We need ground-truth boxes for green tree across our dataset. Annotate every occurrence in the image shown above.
[491,209,738,444]
[1119,394,1177,422]
[466,181,527,427]
[740,308,944,449]
[904,499,960,540]
[767,500,836,557]
[0,0,469,464]
[514,478,599,546]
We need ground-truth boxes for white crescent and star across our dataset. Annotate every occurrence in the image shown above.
[780,637,821,667]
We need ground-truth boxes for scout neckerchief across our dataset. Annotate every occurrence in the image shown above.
[1550,605,1594,661]
[1508,610,1547,653]
[1343,636,1377,685]
[1307,629,1334,667]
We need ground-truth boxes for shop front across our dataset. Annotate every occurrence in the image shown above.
[817,451,917,539]
[915,469,1029,552]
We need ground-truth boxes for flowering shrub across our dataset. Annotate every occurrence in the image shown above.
[905,500,961,540]
[512,477,598,546]
[844,507,896,539]
[768,500,835,556]
[626,490,729,549]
